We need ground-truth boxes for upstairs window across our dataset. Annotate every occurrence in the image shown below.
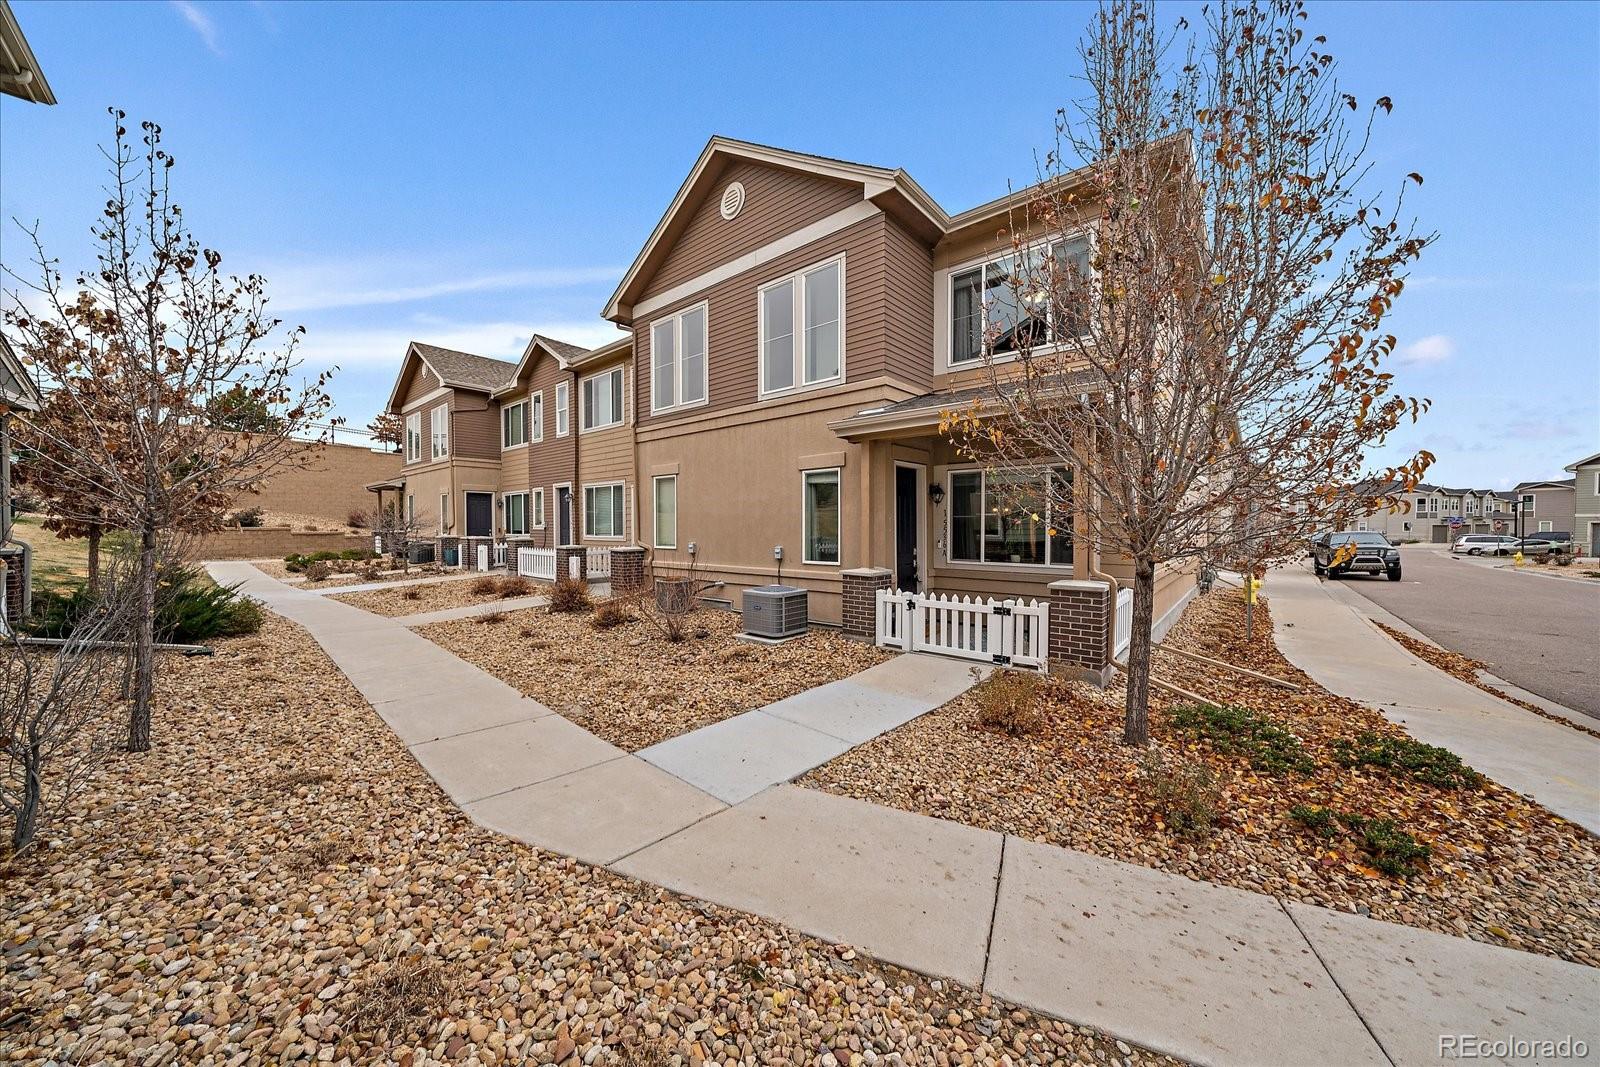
[405,411,421,463]
[581,366,624,431]
[650,303,708,412]
[530,391,544,442]
[555,381,570,437]
[951,235,1091,365]
[501,398,528,449]
[760,256,842,397]
[430,403,449,459]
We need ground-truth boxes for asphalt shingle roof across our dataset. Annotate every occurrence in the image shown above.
[412,342,518,392]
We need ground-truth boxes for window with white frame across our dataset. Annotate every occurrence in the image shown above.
[581,367,624,431]
[430,403,449,459]
[760,256,842,396]
[1520,493,1535,513]
[653,475,677,549]
[584,482,625,538]
[555,381,570,437]
[501,398,528,449]
[950,235,1091,365]
[503,491,529,536]
[947,467,1073,566]
[405,412,421,463]
[530,391,544,442]
[531,487,546,529]
[650,303,708,412]
[802,469,840,565]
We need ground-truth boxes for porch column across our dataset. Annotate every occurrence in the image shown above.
[556,544,587,582]
[610,545,646,594]
[841,566,892,643]
[1049,578,1113,687]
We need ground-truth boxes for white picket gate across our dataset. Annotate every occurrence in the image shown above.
[1113,587,1133,659]
[875,589,1048,671]
[517,546,557,581]
[493,542,508,569]
[586,546,611,580]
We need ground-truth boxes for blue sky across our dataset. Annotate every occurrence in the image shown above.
[2,0,1595,488]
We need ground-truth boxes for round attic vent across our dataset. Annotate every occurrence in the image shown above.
[719,181,746,221]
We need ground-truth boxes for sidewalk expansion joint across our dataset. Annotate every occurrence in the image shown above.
[1279,898,1396,1067]
[604,802,728,867]
[978,833,1008,990]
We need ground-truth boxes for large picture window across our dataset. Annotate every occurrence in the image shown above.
[584,483,625,539]
[950,235,1091,365]
[503,491,529,536]
[803,469,840,565]
[653,475,677,549]
[760,256,842,396]
[581,367,624,431]
[650,303,708,412]
[947,467,1073,566]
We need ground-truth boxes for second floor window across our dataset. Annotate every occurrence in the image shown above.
[430,403,449,459]
[405,411,421,463]
[951,235,1091,366]
[501,398,528,449]
[650,303,708,412]
[761,256,842,396]
[555,381,570,437]
[530,391,544,442]
[581,367,624,431]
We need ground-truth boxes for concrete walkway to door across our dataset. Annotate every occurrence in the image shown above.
[208,560,1600,1067]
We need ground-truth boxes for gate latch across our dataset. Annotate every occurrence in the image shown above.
[992,604,1012,617]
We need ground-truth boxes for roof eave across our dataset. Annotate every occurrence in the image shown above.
[0,2,56,106]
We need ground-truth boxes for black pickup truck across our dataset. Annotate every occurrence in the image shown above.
[1311,531,1403,581]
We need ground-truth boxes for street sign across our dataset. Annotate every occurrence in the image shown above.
[1447,516,1464,527]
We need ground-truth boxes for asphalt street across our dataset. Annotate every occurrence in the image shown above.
[1334,545,1599,719]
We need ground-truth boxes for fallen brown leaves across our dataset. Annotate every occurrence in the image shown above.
[804,588,1600,966]
[332,576,545,617]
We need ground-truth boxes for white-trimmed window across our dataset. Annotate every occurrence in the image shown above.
[650,302,708,413]
[653,475,677,549]
[802,469,840,565]
[1538,520,1553,532]
[950,234,1092,365]
[530,487,545,529]
[501,398,528,449]
[947,467,1074,567]
[530,391,544,443]
[760,256,843,397]
[581,367,625,431]
[584,482,625,539]
[555,381,570,437]
[1519,493,1535,513]
[405,411,421,463]
[503,491,529,536]
[430,403,449,459]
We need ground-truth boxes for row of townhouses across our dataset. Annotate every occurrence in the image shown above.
[371,137,1195,666]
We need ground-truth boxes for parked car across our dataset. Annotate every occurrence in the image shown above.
[1451,534,1521,556]
[1515,536,1565,557]
[1312,531,1402,580]
[1525,532,1572,552]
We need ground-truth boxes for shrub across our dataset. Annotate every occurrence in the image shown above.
[347,508,370,529]
[401,587,423,601]
[230,506,265,528]
[1140,749,1222,836]
[1331,731,1482,790]
[1169,703,1317,776]
[549,576,591,614]
[475,611,508,625]
[1288,804,1340,838]
[27,570,262,643]
[972,669,1045,737]
[496,576,535,599]
[469,575,500,596]
[590,599,631,630]
[1289,806,1431,878]
[302,560,332,582]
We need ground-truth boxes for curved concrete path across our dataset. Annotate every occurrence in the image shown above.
[210,560,1600,1067]
[1265,565,1600,836]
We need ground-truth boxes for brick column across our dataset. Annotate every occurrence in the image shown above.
[610,545,646,594]
[556,544,587,582]
[841,567,893,643]
[0,549,22,628]
[1049,578,1113,686]
[436,536,460,567]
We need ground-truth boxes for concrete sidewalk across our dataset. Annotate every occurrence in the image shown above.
[213,560,1600,1067]
[1265,565,1600,835]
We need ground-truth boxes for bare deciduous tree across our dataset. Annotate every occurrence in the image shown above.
[945,0,1435,745]
[367,503,434,572]
[3,111,335,752]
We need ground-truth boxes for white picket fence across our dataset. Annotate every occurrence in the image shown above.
[875,589,1048,671]
[1114,587,1133,659]
[517,547,557,581]
[586,546,611,580]
[493,542,508,569]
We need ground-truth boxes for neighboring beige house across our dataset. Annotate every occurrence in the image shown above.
[1351,482,1519,542]
[1514,477,1577,539]
[1566,450,1600,555]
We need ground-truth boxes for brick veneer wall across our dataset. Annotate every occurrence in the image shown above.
[556,544,586,582]
[611,546,646,594]
[841,567,893,642]
[1049,578,1113,686]
[0,548,24,626]
[195,527,377,560]
[436,536,462,567]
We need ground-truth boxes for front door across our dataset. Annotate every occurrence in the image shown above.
[557,487,573,546]
[465,492,494,538]
[894,465,920,592]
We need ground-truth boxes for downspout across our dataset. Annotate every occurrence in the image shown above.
[569,366,580,547]
[1085,412,1119,666]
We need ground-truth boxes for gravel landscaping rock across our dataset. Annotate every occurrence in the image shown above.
[803,589,1600,967]
[423,607,891,751]
[334,575,545,617]
[1,614,1179,1066]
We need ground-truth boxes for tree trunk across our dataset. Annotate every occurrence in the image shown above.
[1123,555,1158,746]
[86,524,102,595]
[11,738,42,855]
[128,520,157,753]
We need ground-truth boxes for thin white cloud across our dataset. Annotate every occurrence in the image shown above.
[171,1,223,55]
[1397,334,1454,366]
[262,263,624,313]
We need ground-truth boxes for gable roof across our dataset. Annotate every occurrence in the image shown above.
[0,333,42,411]
[496,333,592,396]
[384,341,517,412]
[1565,451,1600,472]
[1514,478,1575,492]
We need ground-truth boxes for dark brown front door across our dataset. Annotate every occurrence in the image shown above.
[557,487,573,546]
[895,466,919,592]
[465,492,493,538]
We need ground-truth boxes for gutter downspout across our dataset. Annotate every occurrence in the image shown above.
[1085,414,1119,667]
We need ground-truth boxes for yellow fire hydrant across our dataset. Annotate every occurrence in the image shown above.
[1513,550,1525,567]
[1246,576,1262,603]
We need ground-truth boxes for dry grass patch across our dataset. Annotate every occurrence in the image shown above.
[803,587,1600,966]
[424,607,891,750]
